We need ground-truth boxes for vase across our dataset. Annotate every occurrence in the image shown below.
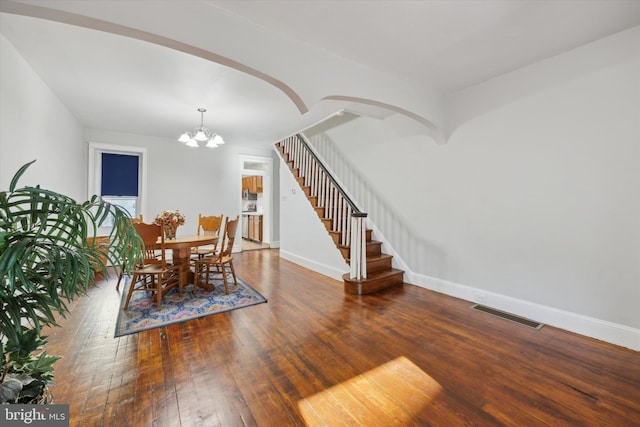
[164,223,178,240]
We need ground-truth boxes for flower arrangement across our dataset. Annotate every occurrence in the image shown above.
[154,210,186,226]
[154,210,185,239]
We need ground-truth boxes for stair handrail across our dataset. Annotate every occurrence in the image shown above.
[294,134,361,214]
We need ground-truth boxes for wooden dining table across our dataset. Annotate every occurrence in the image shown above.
[161,234,219,287]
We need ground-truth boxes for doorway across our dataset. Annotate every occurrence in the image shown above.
[239,155,272,251]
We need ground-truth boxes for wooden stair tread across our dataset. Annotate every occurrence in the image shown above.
[346,255,392,273]
[338,240,382,250]
[343,268,404,295]
[344,268,403,280]
[346,253,391,262]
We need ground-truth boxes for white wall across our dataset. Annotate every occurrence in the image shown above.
[1,34,85,197]
[318,31,640,349]
[278,159,349,282]
[86,128,275,240]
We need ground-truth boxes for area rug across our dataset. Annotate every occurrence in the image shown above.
[115,276,267,337]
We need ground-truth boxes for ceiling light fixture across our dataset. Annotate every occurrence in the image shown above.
[178,107,225,148]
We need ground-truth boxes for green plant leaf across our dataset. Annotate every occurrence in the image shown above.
[25,351,61,379]
[8,160,36,192]
[1,160,145,402]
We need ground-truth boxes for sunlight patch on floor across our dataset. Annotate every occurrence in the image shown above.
[298,356,441,426]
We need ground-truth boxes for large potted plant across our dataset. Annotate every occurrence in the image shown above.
[0,160,143,404]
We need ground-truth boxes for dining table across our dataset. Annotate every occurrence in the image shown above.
[161,234,219,288]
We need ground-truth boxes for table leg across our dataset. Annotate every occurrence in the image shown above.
[171,249,194,291]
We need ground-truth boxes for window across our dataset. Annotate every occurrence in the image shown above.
[100,153,139,225]
[88,143,147,233]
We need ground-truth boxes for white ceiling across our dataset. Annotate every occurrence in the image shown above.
[1,0,639,147]
[210,0,640,92]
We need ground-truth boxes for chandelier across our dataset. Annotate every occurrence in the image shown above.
[178,107,225,148]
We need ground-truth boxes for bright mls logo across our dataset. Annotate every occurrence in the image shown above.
[1,405,69,426]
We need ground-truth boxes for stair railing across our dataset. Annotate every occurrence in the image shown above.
[304,130,420,280]
[277,134,367,280]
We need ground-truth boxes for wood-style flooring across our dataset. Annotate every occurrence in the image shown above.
[241,238,270,251]
[44,249,640,426]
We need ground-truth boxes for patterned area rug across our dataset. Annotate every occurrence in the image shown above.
[115,276,267,337]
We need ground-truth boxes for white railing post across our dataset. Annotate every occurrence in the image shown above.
[350,213,368,280]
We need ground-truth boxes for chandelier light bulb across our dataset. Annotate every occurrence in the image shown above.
[194,129,208,142]
[178,132,192,143]
[212,134,224,145]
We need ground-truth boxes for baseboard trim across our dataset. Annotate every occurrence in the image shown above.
[280,250,345,282]
[407,272,640,352]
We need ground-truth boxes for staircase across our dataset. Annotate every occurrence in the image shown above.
[276,135,404,295]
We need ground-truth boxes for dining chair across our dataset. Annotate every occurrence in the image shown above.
[123,221,181,310]
[116,214,144,290]
[191,214,224,260]
[193,215,239,294]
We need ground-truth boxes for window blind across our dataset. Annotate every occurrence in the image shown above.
[101,153,139,196]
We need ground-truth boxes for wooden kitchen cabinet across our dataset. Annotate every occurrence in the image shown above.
[248,215,254,239]
[256,215,262,241]
[242,176,263,194]
[247,214,263,241]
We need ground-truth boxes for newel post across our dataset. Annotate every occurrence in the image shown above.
[349,212,368,280]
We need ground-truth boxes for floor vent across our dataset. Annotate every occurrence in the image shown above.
[472,304,544,329]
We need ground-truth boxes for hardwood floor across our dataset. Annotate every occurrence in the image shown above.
[241,238,270,251]
[44,249,640,426]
